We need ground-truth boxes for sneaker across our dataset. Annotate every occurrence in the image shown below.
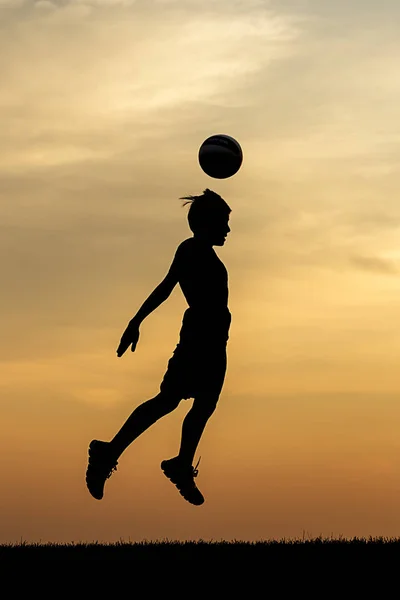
[86,440,118,500]
[161,457,204,506]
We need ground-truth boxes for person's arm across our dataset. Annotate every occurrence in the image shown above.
[130,280,174,326]
[117,277,174,357]
[116,243,187,357]
[130,245,183,326]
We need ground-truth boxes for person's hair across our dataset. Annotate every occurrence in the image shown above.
[180,188,231,234]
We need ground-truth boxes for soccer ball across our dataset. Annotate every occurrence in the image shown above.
[198,134,243,179]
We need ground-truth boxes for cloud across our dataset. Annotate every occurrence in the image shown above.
[0,0,26,6]
[69,0,136,5]
[34,1,57,9]
[2,0,400,362]
[0,1,301,174]
[349,254,399,275]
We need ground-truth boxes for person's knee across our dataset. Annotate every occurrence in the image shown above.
[193,394,219,418]
[157,391,181,413]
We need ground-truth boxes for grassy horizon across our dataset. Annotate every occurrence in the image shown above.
[2,536,400,559]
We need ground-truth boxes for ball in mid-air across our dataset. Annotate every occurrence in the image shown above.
[198,134,243,179]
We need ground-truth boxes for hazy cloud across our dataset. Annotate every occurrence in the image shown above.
[0,0,26,6]
[0,2,301,172]
[68,0,136,5]
[34,1,57,8]
[349,254,399,275]
[1,0,400,368]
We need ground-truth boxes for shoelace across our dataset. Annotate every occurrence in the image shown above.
[193,456,201,478]
[106,464,118,479]
[89,455,118,479]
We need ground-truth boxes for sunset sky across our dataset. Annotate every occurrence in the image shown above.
[1,0,400,544]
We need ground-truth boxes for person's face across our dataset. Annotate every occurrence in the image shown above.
[212,214,231,246]
[196,214,231,246]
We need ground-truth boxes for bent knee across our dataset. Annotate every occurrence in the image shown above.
[193,393,220,417]
[157,391,181,411]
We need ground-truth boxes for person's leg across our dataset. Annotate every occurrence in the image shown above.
[86,391,181,500]
[160,392,219,506]
[109,391,181,459]
[177,393,219,467]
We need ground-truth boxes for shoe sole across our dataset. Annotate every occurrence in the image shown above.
[86,440,115,501]
[161,461,204,506]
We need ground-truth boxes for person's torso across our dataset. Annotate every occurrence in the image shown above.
[178,237,229,313]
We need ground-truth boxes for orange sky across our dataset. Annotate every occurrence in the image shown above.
[1,0,400,543]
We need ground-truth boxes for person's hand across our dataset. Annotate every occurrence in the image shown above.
[116,320,140,357]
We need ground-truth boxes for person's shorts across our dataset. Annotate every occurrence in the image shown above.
[159,308,231,400]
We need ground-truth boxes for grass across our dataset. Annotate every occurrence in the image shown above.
[1,536,400,560]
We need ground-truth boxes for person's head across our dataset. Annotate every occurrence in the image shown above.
[180,188,231,246]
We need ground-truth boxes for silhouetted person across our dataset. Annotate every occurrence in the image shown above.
[86,189,231,505]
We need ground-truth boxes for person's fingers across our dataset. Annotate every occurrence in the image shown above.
[117,329,139,356]
[117,341,128,357]
[130,332,139,352]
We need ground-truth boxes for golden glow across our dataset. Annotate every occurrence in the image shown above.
[1,1,400,543]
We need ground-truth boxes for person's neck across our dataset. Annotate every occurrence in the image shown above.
[193,234,213,248]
